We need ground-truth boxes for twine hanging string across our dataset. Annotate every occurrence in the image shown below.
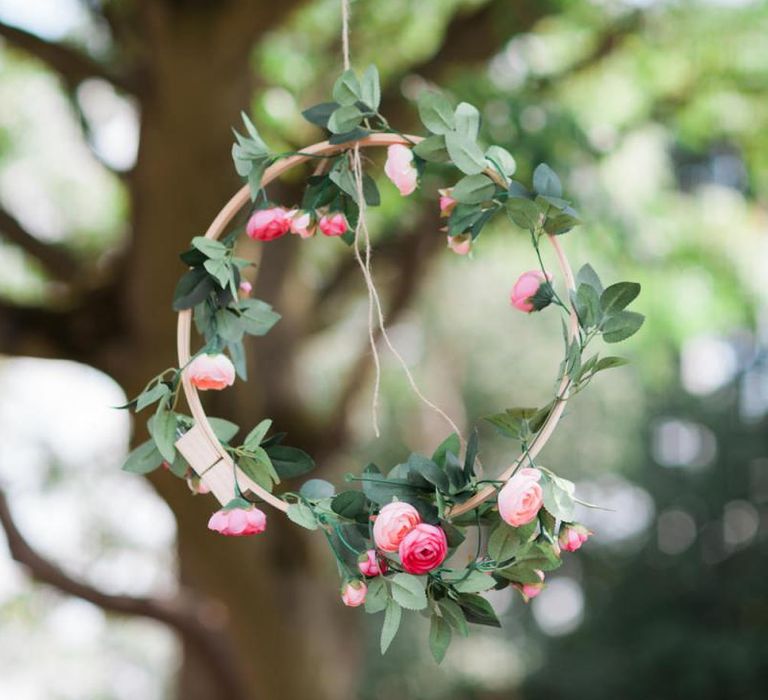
[340,0,464,444]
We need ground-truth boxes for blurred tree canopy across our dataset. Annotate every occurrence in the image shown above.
[0,1,766,699]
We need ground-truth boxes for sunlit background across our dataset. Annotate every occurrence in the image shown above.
[1,0,766,699]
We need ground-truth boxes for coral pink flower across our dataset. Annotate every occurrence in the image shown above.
[510,270,553,313]
[399,524,448,574]
[341,581,367,607]
[515,570,545,601]
[384,144,418,196]
[373,501,422,552]
[447,233,472,256]
[439,188,457,217]
[246,207,292,241]
[289,210,316,239]
[207,506,267,536]
[318,212,349,237]
[238,280,252,296]
[558,523,592,552]
[497,467,544,527]
[358,549,388,577]
[186,353,236,391]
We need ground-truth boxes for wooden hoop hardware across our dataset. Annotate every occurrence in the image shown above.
[175,133,578,517]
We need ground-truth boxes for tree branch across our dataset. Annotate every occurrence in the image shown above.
[0,485,250,700]
[0,19,133,92]
[0,207,80,281]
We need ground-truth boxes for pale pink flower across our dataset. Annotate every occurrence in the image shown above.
[341,581,367,607]
[289,210,316,239]
[318,212,349,237]
[439,188,457,217]
[373,501,421,552]
[384,144,418,196]
[497,467,544,526]
[447,233,472,256]
[398,524,448,574]
[558,523,592,552]
[358,549,387,577]
[515,570,545,601]
[186,353,236,391]
[207,506,267,536]
[510,270,553,313]
[246,207,292,241]
[238,280,252,296]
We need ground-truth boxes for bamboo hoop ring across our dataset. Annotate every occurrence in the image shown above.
[176,133,578,518]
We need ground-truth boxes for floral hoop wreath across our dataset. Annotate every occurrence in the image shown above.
[122,66,645,662]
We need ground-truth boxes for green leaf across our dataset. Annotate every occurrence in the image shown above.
[122,440,164,474]
[456,593,500,628]
[452,174,495,204]
[602,311,645,343]
[600,282,641,315]
[454,102,480,140]
[331,490,367,519]
[239,111,267,152]
[362,173,380,206]
[238,299,280,336]
[168,450,188,478]
[191,237,228,259]
[390,573,427,610]
[208,417,239,443]
[332,69,361,105]
[447,203,484,237]
[204,257,231,289]
[265,445,315,479]
[238,455,275,492]
[302,102,338,128]
[328,105,362,134]
[594,356,629,372]
[380,599,402,654]
[172,267,216,311]
[432,433,460,468]
[541,471,576,522]
[445,131,486,175]
[429,614,452,663]
[149,407,177,463]
[407,453,450,492]
[437,599,469,637]
[359,65,381,110]
[365,577,388,613]
[300,478,335,500]
[487,519,537,562]
[506,197,540,230]
[452,570,496,594]
[361,464,420,505]
[417,91,455,134]
[243,419,272,450]
[135,383,170,413]
[214,309,244,343]
[413,134,450,163]
[532,163,562,197]
[464,428,479,481]
[485,145,516,177]
[329,166,360,202]
[328,127,369,145]
[287,502,318,530]
[576,263,603,294]
[574,283,601,329]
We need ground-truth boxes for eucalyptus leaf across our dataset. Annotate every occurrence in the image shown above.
[135,383,170,413]
[417,92,455,134]
[485,145,516,176]
[532,163,562,197]
[265,445,315,479]
[332,490,367,519]
[445,131,486,175]
[328,105,362,134]
[300,478,335,500]
[454,102,480,140]
[302,102,338,128]
[413,134,450,163]
[122,440,163,475]
[149,407,177,463]
[287,502,318,530]
[203,257,231,289]
[332,69,361,105]
[452,174,495,204]
[208,417,240,443]
[359,65,381,110]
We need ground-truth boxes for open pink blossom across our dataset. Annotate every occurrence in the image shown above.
[439,188,457,217]
[398,523,448,574]
[207,506,267,536]
[515,570,544,602]
[289,209,316,239]
[510,270,553,313]
[246,207,292,241]
[341,581,367,607]
[318,212,349,237]
[447,233,471,256]
[358,549,387,577]
[186,353,236,391]
[559,523,592,552]
[384,144,418,196]
[373,501,422,552]
[497,467,543,526]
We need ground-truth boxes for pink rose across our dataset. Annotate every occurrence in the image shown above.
[341,581,367,607]
[207,506,267,536]
[187,475,211,495]
[246,207,292,242]
[358,549,388,577]
[497,467,543,526]
[384,144,418,196]
[515,570,544,602]
[318,212,349,237]
[558,523,592,552]
[186,353,236,391]
[373,501,422,552]
[510,270,553,313]
[398,523,448,575]
[289,210,316,239]
[439,188,456,217]
[238,280,252,296]
[447,233,471,256]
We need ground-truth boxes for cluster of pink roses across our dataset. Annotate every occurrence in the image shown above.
[246,207,350,242]
[341,501,449,608]
[208,505,267,536]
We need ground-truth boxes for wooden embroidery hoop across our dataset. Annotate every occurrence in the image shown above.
[174,133,578,519]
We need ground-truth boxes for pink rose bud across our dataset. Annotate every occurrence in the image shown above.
[447,233,472,256]
[246,207,292,242]
[398,523,448,575]
[515,570,545,602]
[238,280,253,296]
[186,353,236,391]
[439,188,457,217]
[510,270,554,313]
[497,467,544,527]
[358,549,388,577]
[558,523,592,552]
[373,501,422,552]
[289,209,316,239]
[318,212,349,237]
[341,580,367,607]
[207,506,267,536]
[187,475,211,495]
[384,144,418,196]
